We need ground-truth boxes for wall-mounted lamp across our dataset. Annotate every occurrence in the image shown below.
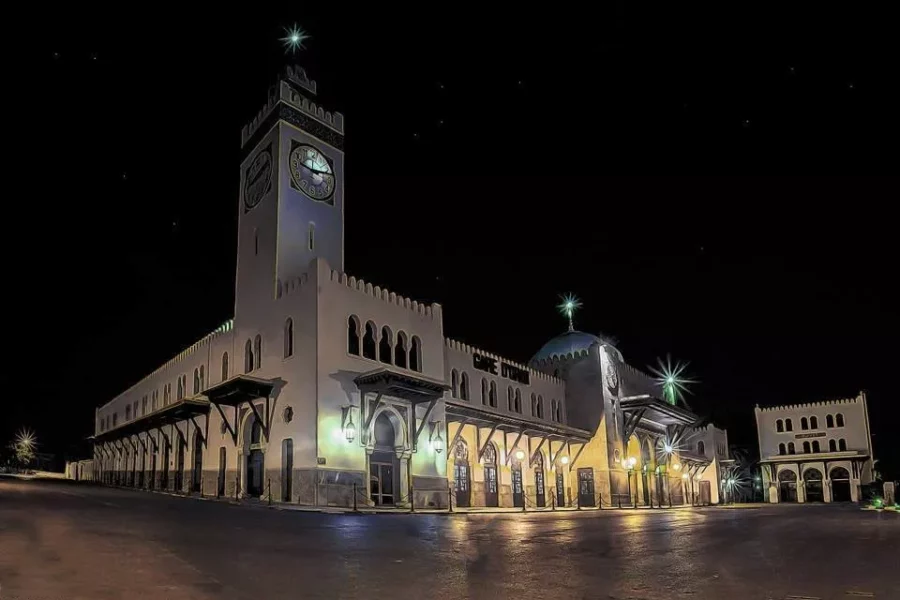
[560,455,570,465]
[515,449,525,461]
[341,405,357,444]
[429,421,444,454]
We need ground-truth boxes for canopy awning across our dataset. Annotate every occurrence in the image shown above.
[445,401,592,443]
[620,395,699,427]
[354,368,448,403]
[203,375,275,406]
[759,449,868,463]
[92,398,209,442]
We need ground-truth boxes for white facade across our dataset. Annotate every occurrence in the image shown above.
[755,392,874,503]
[91,65,733,509]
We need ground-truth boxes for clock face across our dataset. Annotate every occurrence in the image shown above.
[289,142,335,203]
[243,144,273,212]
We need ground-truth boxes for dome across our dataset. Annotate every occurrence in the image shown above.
[530,330,620,364]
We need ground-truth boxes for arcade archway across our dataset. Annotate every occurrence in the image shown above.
[778,469,797,503]
[803,468,824,503]
[830,467,852,502]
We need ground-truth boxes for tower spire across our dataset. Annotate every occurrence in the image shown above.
[558,294,582,332]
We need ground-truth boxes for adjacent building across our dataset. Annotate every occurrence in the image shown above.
[755,392,875,503]
[90,65,731,510]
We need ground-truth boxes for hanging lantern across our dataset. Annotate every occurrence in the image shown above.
[432,429,444,454]
[343,415,356,443]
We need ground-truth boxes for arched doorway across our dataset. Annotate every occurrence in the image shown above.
[511,457,524,508]
[830,467,852,502]
[641,439,652,505]
[191,431,203,493]
[778,469,797,503]
[161,444,170,490]
[626,435,642,505]
[533,452,546,508]
[370,413,400,506]
[483,442,499,507]
[453,440,471,508]
[803,468,824,502]
[217,447,226,496]
[245,417,265,498]
[282,439,294,502]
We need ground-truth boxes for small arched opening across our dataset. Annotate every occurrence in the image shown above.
[803,468,824,502]
[778,469,798,503]
[453,439,471,508]
[830,466,852,502]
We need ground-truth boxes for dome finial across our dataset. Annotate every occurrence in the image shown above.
[557,293,582,332]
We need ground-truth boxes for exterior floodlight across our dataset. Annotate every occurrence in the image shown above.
[682,473,689,480]
[515,449,525,461]
[560,455,570,465]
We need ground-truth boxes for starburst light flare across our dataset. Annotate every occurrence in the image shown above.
[557,293,582,331]
[281,24,311,54]
[649,354,697,407]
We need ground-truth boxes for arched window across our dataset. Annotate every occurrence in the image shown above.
[379,326,393,364]
[531,393,537,416]
[348,316,361,356]
[221,352,229,382]
[126,404,132,420]
[409,336,422,372]
[514,389,522,413]
[199,365,205,391]
[803,441,811,454]
[507,386,514,411]
[489,381,497,407]
[826,414,834,428]
[254,228,259,256]
[177,376,184,400]
[776,419,784,433]
[284,318,294,358]
[193,368,200,394]
[785,419,793,432]
[245,339,254,373]
[812,440,820,453]
[788,442,795,454]
[697,441,706,455]
[254,335,262,369]
[394,332,408,368]
[460,372,469,401]
[451,370,459,398]
[550,399,557,422]
[778,443,786,455]
[836,413,845,427]
[829,439,837,452]
[537,395,544,419]
[555,400,562,422]
[801,417,809,430]
[307,222,315,251]
[810,416,818,430]
[251,419,262,445]
[481,378,488,405]
[839,438,847,451]
[362,322,377,360]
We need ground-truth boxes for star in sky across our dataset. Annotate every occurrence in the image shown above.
[281,24,311,54]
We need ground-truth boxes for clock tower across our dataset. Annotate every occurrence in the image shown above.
[234,65,345,320]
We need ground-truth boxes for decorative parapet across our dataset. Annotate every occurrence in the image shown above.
[328,268,440,320]
[276,273,309,299]
[755,392,864,413]
[445,338,564,386]
[98,319,235,409]
[241,66,345,146]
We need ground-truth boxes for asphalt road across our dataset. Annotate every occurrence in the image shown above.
[0,478,897,600]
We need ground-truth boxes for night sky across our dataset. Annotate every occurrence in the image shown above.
[6,8,898,478]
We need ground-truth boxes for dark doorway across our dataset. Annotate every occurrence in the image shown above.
[830,467,852,502]
[161,445,169,490]
[192,434,203,493]
[641,470,651,505]
[149,452,156,490]
[246,449,264,497]
[511,462,524,508]
[282,439,294,502]
[217,447,226,496]
[534,469,546,507]
[778,469,798,503]
[175,437,185,492]
[699,480,711,505]
[370,413,400,506]
[578,468,595,507]
[483,443,499,507]
[804,468,824,502]
[453,440,471,508]
[556,471,566,507]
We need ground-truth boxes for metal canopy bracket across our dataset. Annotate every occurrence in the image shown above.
[362,392,384,433]
[212,402,238,446]
[505,429,525,465]
[412,397,439,451]
[478,423,499,461]
[568,441,587,471]
[189,415,207,448]
[448,419,469,455]
[623,408,647,442]
[530,437,547,465]
[246,400,269,440]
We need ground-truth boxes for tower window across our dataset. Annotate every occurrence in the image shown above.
[550,399,557,422]
[451,369,459,398]
[812,440,820,453]
[362,322,377,360]
[826,414,834,428]
[489,380,497,407]
[409,336,422,372]
[284,318,294,358]
[537,395,544,419]
[810,416,818,430]
[785,419,793,432]
[460,372,469,401]
[778,443,786,455]
[803,441,811,454]
[481,378,488,405]
[308,223,315,251]
[839,438,847,451]
[829,439,837,452]
[254,335,262,369]
[379,326,393,364]
[788,442,795,454]
[836,413,845,427]
[254,228,259,256]
[801,417,809,431]
[193,368,200,394]
[507,386,514,411]
[348,316,361,356]
[199,365,205,391]
[698,441,706,455]
[776,419,784,433]
[531,393,537,417]
[514,389,522,414]
[222,352,229,382]
[245,339,254,373]
[394,332,408,368]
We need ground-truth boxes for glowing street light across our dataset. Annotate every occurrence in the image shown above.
[432,429,444,454]
[343,414,356,443]
[560,455,570,465]
[16,429,36,449]
[515,449,525,461]
[649,354,697,407]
